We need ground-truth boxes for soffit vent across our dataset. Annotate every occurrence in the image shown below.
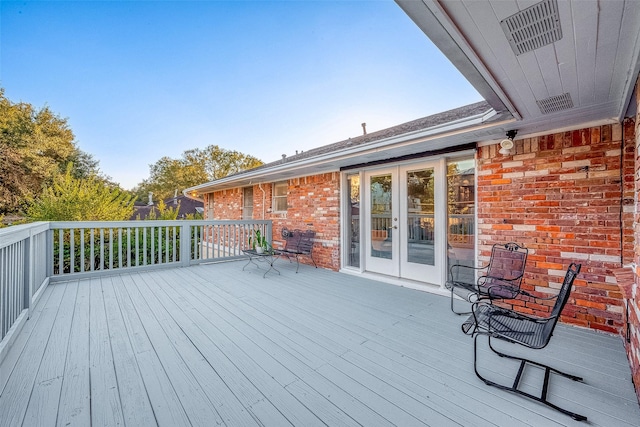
[536,92,574,114]
[500,0,562,56]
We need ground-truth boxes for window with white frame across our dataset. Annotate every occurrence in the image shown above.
[206,194,215,219]
[242,187,254,219]
[272,181,288,212]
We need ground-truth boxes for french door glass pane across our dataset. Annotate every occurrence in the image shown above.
[370,174,392,259]
[347,174,360,267]
[406,168,435,265]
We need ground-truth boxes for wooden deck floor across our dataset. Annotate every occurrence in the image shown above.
[1,260,638,426]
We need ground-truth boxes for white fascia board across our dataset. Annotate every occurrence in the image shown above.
[185,109,513,195]
[476,116,621,148]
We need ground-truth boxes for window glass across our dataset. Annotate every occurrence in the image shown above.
[242,187,253,219]
[273,181,288,212]
[447,158,475,274]
[347,174,360,267]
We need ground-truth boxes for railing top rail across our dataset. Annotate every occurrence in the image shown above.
[0,222,50,249]
[48,219,271,229]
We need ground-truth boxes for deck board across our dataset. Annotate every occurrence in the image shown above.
[111,274,192,427]
[1,261,639,426]
[56,279,91,427]
[89,277,125,427]
[0,281,66,427]
[22,280,77,427]
[100,276,157,427]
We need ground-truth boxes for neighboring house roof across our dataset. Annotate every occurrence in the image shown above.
[185,0,640,197]
[131,195,204,220]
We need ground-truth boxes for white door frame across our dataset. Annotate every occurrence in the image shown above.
[360,159,447,286]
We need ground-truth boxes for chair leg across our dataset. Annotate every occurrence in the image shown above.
[473,335,587,422]
[293,253,317,273]
[487,338,584,382]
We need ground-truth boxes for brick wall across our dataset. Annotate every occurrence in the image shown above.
[271,173,341,269]
[477,121,635,335]
[628,75,640,400]
[205,172,341,270]
[210,188,243,220]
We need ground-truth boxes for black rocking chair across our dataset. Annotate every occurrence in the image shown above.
[276,229,317,273]
[446,242,528,314]
[462,263,586,421]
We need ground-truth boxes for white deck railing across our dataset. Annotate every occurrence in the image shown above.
[0,219,271,363]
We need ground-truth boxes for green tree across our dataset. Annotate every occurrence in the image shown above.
[134,145,263,202]
[27,163,134,221]
[0,89,102,213]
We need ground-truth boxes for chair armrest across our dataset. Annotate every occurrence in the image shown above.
[448,263,488,282]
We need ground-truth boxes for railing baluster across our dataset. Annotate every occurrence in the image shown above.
[100,229,105,271]
[192,226,198,261]
[133,227,140,267]
[150,227,155,265]
[127,227,131,267]
[70,228,75,274]
[165,226,169,264]
[80,229,85,273]
[1,247,5,338]
[58,229,63,275]
[172,226,177,263]
[109,228,113,270]
[118,228,123,269]
[8,244,13,335]
[90,229,95,271]
[204,225,209,259]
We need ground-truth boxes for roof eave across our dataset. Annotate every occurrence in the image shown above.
[185,108,515,195]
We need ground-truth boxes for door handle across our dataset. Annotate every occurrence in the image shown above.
[392,226,398,229]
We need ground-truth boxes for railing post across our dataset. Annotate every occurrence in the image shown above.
[180,223,191,267]
[266,221,273,247]
[46,227,54,279]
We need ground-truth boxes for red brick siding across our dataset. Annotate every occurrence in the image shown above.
[478,123,630,334]
[204,173,341,270]
[629,75,640,401]
[209,188,243,220]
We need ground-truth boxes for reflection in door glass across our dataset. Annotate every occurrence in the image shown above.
[370,174,392,259]
[447,158,475,281]
[347,174,360,267]
[406,169,435,265]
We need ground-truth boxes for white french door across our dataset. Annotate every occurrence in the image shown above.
[363,161,445,284]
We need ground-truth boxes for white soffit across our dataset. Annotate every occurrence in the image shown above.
[397,0,640,129]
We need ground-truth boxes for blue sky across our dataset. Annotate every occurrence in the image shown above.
[1,0,481,190]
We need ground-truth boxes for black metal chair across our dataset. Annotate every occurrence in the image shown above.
[462,263,585,421]
[446,242,528,314]
[277,229,317,273]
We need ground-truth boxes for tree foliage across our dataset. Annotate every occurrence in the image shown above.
[134,145,263,202]
[0,89,103,214]
[27,163,134,221]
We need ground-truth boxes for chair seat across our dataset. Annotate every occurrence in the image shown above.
[462,304,548,348]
